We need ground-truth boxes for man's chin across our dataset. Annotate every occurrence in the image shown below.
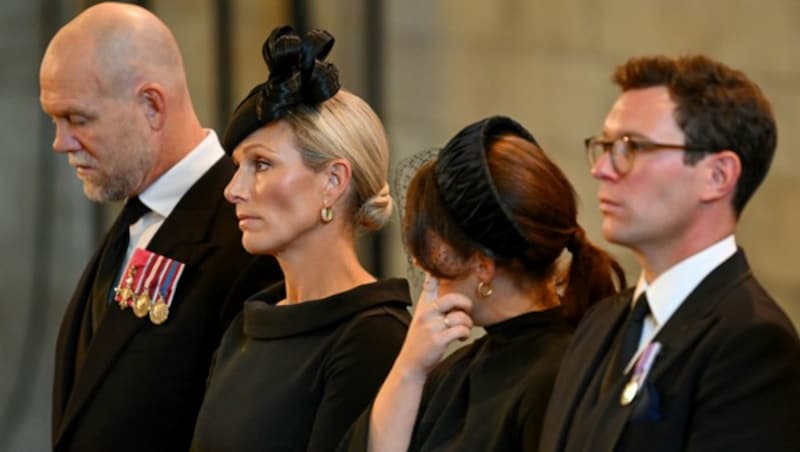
[601,222,629,247]
[82,183,125,203]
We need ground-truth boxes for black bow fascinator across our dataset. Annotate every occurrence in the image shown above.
[222,25,341,153]
[435,116,538,261]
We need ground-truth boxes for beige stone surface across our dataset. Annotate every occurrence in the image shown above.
[155,0,217,127]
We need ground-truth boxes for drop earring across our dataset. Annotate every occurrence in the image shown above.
[320,206,334,223]
[476,280,493,298]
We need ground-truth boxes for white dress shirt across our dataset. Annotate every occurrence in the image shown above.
[121,129,225,270]
[626,235,738,371]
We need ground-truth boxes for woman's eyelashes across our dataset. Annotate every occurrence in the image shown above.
[254,158,273,172]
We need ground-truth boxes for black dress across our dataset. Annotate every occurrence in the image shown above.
[341,307,573,452]
[191,278,411,452]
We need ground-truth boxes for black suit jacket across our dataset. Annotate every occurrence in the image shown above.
[540,250,800,452]
[52,156,281,452]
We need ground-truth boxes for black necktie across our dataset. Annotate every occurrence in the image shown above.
[90,197,149,333]
[600,292,651,395]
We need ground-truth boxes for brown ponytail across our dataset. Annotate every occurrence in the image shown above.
[485,135,626,323]
[562,226,626,322]
[403,126,627,323]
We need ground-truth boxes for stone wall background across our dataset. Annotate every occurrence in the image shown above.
[1,1,797,450]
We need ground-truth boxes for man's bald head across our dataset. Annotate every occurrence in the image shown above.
[42,2,188,97]
[40,2,206,200]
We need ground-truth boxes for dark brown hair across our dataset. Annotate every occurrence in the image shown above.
[613,55,776,216]
[404,134,626,322]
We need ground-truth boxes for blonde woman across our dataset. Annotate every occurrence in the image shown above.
[191,26,410,452]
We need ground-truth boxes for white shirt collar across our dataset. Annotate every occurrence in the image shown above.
[634,235,738,328]
[138,129,225,217]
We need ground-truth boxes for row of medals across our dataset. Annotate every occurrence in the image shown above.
[114,268,170,325]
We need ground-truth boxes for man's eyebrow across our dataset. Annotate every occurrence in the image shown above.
[49,107,95,118]
[600,130,652,140]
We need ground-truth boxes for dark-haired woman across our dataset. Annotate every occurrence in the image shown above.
[190,26,410,452]
[343,116,626,452]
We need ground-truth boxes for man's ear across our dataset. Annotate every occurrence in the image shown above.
[700,150,740,203]
[138,83,166,130]
[322,159,353,206]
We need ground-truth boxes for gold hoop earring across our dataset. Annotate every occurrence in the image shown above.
[320,206,334,223]
[476,280,493,298]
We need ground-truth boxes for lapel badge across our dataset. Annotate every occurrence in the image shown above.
[620,341,662,406]
[620,380,639,406]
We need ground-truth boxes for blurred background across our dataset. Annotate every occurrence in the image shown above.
[2,0,798,450]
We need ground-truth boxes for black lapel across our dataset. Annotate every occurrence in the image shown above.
[643,250,751,383]
[55,156,234,444]
[544,289,633,451]
[600,250,753,447]
[52,240,106,431]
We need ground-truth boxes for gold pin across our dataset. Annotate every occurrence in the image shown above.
[620,380,639,406]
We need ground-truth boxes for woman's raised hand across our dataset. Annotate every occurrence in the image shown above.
[394,274,473,382]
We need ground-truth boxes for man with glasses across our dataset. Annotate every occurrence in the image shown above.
[540,55,800,452]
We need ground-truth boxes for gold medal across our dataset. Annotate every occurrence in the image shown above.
[620,380,639,406]
[115,286,132,309]
[133,293,151,318]
[115,269,137,309]
[149,298,169,325]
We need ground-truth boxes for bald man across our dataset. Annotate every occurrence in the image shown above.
[40,3,281,451]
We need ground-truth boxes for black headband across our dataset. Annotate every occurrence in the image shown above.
[434,116,538,261]
[222,25,340,154]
